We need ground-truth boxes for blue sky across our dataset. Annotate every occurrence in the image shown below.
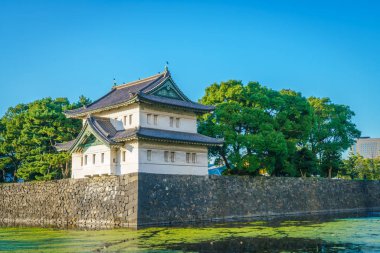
[0,0,379,137]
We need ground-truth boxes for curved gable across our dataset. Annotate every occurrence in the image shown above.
[148,78,189,101]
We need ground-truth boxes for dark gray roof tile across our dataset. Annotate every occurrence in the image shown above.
[137,93,214,112]
[54,139,77,151]
[65,70,214,117]
[113,127,223,145]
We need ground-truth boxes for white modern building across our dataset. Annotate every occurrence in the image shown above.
[351,137,380,159]
[56,68,223,179]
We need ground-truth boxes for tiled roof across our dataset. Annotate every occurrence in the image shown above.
[90,116,117,137]
[113,127,224,145]
[65,70,213,117]
[55,116,223,152]
[55,139,77,151]
[137,93,214,112]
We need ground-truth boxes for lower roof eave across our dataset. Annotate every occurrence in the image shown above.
[137,95,214,114]
[114,136,223,146]
[64,97,139,119]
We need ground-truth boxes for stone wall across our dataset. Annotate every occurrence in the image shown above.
[0,173,379,229]
[0,174,138,229]
[137,174,380,227]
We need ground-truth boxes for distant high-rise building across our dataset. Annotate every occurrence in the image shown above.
[351,137,380,158]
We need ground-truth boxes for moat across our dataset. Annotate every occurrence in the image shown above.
[1,212,379,252]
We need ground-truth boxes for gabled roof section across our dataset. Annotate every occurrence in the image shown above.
[144,75,191,102]
[55,116,121,153]
[55,117,224,152]
[64,69,213,118]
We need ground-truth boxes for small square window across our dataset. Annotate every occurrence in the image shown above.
[147,150,152,161]
[154,115,158,125]
[171,152,175,162]
[164,151,169,162]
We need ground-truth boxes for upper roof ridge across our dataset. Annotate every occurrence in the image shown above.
[113,72,165,90]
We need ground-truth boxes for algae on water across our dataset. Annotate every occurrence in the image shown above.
[0,216,379,253]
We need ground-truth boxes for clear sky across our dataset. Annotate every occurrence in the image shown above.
[0,0,379,137]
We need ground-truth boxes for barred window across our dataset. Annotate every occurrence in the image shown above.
[122,151,126,162]
[101,153,104,163]
[186,153,190,163]
[81,157,83,166]
[147,150,152,161]
[154,115,158,125]
[129,114,133,125]
[192,153,197,163]
[92,154,96,164]
[123,116,127,126]
[169,117,174,127]
[147,114,152,124]
[164,151,169,162]
[171,152,175,162]
[176,118,180,128]
[84,155,88,165]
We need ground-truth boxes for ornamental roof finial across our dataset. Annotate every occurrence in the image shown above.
[113,78,117,86]
[164,61,169,72]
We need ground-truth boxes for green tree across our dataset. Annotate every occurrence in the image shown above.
[341,152,361,179]
[0,96,91,181]
[198,80,313,176]
[308,97,361,178]
[342,154,380,180]
[293,147,318,177]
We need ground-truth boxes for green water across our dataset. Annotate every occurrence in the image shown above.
[0,213,379,252]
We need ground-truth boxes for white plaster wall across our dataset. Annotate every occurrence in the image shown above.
[87,103,197,133]
[137,141,208,175]
[94,104,140,131]
[71,141,209,177]
[119,142,140,175]
[139,106,197,133]
[71,145,113,179]
[71,153,82,179]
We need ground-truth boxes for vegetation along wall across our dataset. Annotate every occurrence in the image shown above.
[0,173,379,229]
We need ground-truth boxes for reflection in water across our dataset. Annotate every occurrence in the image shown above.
[0,212,379,252]
[165,237,362,253]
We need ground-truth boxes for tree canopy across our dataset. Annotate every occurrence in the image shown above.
[307,97,361,178]
[0,97,90,181]
[341,152,380,180]
[198,80,314,176]
[199,80,361,178]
